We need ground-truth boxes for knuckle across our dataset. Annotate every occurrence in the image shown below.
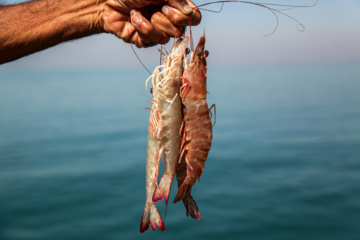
[140,24,153,36]
[151,11,163,21]
[141,38,155,47]
[170,14,185,25]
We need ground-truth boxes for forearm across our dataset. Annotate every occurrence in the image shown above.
[0,0,105,64]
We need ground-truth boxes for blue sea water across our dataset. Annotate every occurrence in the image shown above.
[0,64,360,240]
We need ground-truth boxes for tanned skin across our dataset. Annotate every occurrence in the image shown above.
[0,0,201,64]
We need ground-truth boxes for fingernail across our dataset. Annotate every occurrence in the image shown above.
[183,4,193,14]
[162,6,169,15]
[132,15,140,25]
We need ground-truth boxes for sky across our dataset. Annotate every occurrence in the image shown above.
[1,0,360,69]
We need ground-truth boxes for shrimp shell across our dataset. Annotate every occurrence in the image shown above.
[174,34,213,203]
[152,37,190,205]
[140,68,165,233]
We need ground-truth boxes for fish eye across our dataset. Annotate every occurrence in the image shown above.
[185,48,190,54]
[150,88,153,94]
[204,50,209,57]
[196,49,202,56]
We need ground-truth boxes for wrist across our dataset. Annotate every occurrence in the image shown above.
[59,0,107,37]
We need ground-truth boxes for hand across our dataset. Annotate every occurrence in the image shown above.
[99,0,201,47]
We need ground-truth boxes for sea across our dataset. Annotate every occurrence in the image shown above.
[0,64,360,240]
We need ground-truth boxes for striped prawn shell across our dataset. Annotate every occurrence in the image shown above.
[174,34,213,203]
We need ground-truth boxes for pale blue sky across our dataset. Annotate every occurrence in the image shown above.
[1,0,360,69]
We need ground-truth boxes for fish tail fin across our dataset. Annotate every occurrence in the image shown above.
[174,176,196,203]
[140,203,165,233]
[153,174,174,205]
[183,195,202,221]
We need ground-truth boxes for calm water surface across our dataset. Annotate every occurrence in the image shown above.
[1,64,360,239]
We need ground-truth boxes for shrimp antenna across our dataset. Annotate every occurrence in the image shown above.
[159,46,163,65]
[198,2,225,13]
[196,0,318,35]
[197,0,318,9]
[126,17,152,74]
[130,44,152,74]
[158,47,166,56]
[188,17,194,52]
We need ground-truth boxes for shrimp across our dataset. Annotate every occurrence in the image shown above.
[152,36,190,205]
[140,69,165,233]
[174,34,213,203]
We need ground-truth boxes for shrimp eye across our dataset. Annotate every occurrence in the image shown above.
[150,88,153,94]
[185,48,190,54]
[204,50,209,57]
[196,49,202,56]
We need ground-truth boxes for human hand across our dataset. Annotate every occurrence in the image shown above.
[97,0,201,47]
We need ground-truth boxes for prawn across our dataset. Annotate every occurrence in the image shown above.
[174,34,213,203]
[140,68,165,233]
[151,36,190,205]
[149,36,202,220]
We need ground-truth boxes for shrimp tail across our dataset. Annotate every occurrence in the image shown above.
[183,195,202,221]
[140,203,165,233]
[174,176,196,203]
[153,174,174,205]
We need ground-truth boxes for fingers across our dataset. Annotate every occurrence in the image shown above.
[162,0,201,27]
[102,0,202,48]
[102,4,135,40]
[151,12,185,38]
[130,10,170,48]
[186,0,202,26]
[168,0,193,15]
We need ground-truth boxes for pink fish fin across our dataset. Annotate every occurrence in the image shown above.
[140,203,165,233]
[174,176,196,203]
[183,195,202,221]
[153,174,174,205]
